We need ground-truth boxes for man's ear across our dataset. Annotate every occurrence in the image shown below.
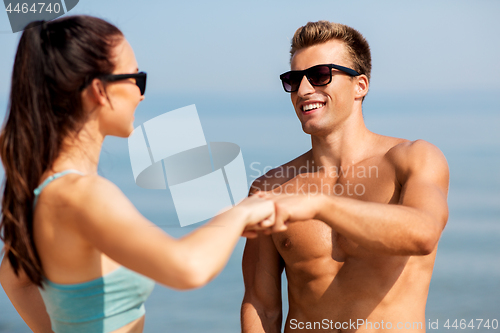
[87,78,108,106]
[355,75,369,99]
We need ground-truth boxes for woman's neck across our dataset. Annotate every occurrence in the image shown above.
[50,123,104,175]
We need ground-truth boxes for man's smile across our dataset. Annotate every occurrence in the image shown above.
[301,101,326,114]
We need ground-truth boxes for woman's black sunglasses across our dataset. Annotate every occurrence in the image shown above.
[102,71,147,95]
[279,64,360,93]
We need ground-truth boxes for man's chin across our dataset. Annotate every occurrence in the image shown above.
[301,123,331,136]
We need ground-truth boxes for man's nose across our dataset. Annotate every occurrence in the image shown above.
[296,75,315,97]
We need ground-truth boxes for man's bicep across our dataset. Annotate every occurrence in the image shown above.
[398,140,450,229]
[242,235,284,309]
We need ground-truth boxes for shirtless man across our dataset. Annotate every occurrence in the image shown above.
[241,21,449,332]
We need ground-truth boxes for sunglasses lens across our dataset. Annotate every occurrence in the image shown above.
[136,73,146,95]
[281,72,305,92]
[307,66,331,86]
[280,72,294,92]
[289,72,304,91]
[280,65,333,93]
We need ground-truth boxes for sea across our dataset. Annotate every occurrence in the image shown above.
[0,90,499,332]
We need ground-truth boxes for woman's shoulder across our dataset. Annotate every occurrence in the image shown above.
[37,172,139,237]
[38,173,122,212]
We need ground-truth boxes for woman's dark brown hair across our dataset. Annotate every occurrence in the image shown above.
[0,16,123,286]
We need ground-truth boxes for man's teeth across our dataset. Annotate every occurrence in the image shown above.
[302,103,325,111]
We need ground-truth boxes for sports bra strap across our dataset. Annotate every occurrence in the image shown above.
[33,169,85,206]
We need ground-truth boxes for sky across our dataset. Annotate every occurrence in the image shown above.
[0,0,499,99]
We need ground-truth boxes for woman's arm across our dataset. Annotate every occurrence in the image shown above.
[0,255,53,333]
[67,176,281,290]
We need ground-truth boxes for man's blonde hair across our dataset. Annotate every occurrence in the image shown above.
[290,21,372,83]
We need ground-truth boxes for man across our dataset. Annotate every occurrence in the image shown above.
[241,21,449,333]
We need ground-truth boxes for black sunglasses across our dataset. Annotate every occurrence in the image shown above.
[102,71,147,95]
[279,64,360,93]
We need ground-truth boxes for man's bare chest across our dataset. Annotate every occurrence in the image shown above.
[271,160,401,264]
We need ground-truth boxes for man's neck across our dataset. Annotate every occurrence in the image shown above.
[310,109,374,169]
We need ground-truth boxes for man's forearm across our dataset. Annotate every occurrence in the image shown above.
[241,300,282,333]
[314,195,445,255]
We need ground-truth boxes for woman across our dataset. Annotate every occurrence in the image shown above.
[0,16,283,333]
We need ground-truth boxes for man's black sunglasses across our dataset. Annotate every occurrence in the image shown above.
[102,71,147,95]
[279,64,360,93]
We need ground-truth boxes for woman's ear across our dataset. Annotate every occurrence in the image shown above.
[355,75,369,99]
[87,78,108,106]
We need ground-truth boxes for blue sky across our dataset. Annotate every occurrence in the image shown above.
[0,0,499,98]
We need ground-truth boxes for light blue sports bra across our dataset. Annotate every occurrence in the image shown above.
[34,170,155,333]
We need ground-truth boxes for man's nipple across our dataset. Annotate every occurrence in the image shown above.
[282,238,292,249]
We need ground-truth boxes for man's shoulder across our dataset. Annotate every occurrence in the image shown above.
[386,138,446,165]
[249,150,312,194]
[385,138,448,182]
